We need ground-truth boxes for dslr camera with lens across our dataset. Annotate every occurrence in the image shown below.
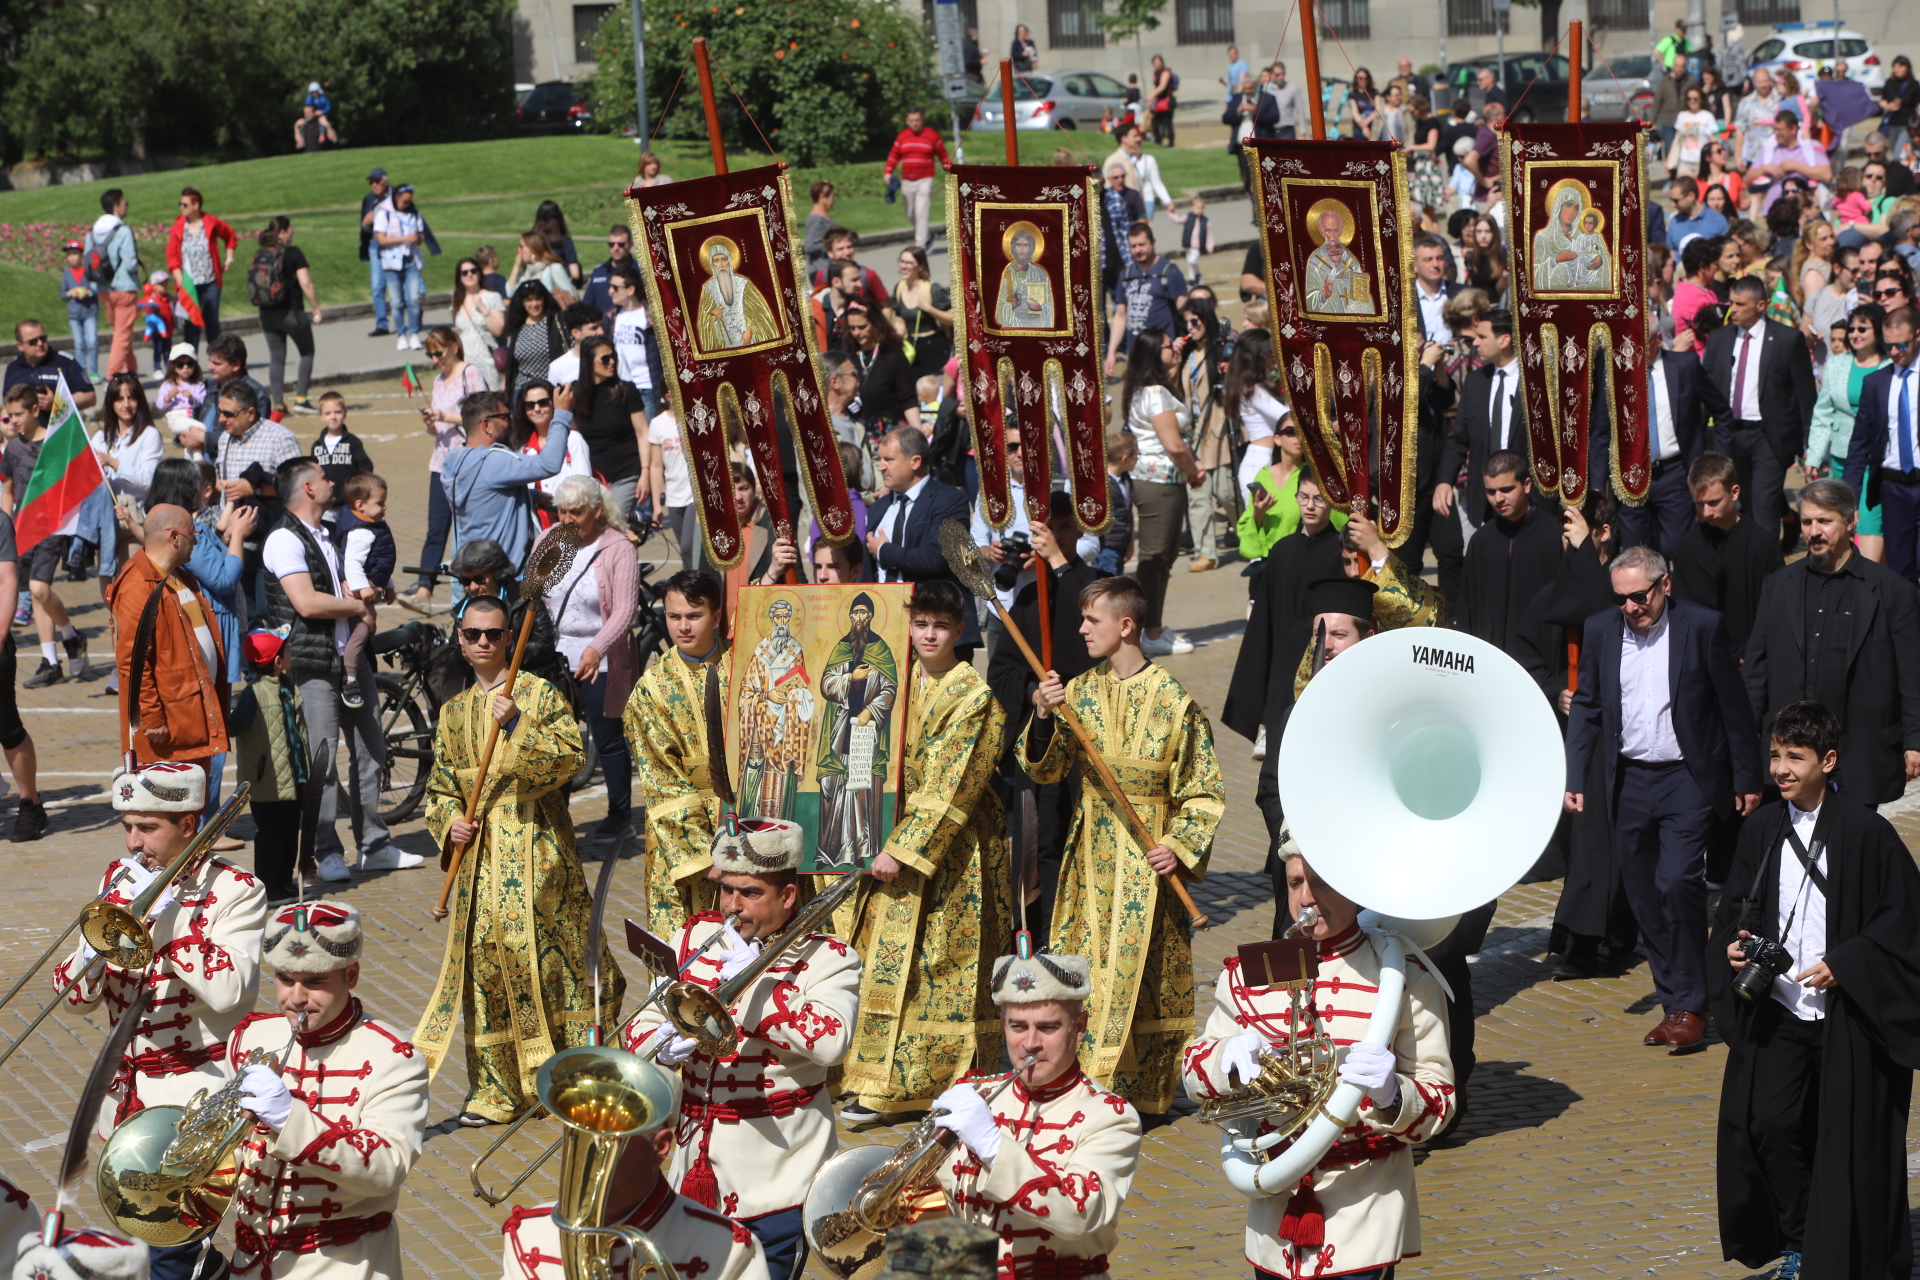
[993,532,1033,592]
[1732,933,1795,1002]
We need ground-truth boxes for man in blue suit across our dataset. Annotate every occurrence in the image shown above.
[864,424,982,656]
[1615,345,1731,555]
[1841,306,1920,584]
[1564,545,1764,1050]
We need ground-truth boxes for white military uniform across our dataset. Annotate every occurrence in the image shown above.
[54,764,266,1140]
[1182,923,1455,1280]
[501,1181,770,1280]
[227,902,430,1280]
[0,1174,37,1260]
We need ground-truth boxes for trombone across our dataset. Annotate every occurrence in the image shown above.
[0,787,251,1071]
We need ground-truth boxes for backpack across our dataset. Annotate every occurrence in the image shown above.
[82,231,113,290]
[247,244,290,308]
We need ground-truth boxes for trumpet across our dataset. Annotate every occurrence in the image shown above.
[470,911,744,1206]
[0,786,252,1071]
[804,1054,1038,1280]
[96,1010,306,1246]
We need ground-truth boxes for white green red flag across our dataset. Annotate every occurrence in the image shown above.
[16,373,106,553]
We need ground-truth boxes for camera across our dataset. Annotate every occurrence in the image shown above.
[992,532,1033,591]
[1732,933,1794,1002]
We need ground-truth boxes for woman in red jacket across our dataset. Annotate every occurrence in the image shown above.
[165,186,237,350]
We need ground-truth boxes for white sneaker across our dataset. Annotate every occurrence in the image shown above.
[316,853,353,882]
[396,335,409,351]
[1252,726,1267,760]
[408,334,423,350]
[1143,629,1195,656]
[359,846,425,871]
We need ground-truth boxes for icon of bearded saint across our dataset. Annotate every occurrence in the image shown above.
[738,598,813,821]
[1301,200,1373,316]
[994,223,1057,330]
[694,235,781,354]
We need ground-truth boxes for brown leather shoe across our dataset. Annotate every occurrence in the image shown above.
[1663,1011,1706,1049]
[1188,558,1218,572]
[1642,1016,1673,1046]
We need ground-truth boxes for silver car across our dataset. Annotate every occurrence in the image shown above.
[970,68,1131,131]
[1584,53,1655,123]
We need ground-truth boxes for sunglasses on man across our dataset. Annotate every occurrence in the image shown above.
[459,627,508,644]
[1609,584,1662,607]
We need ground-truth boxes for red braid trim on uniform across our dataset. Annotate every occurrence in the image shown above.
[1000,1249,1111,1280]
[231,1211,393,1278]
[684,1205,755,1246]
[680,1082,821,1123]
[678,1058,723,1209]
[1277,1173,1325,1248]
[1,1179,30,1210]
[503,1206,564,1279]
[296,1112,394,1167]
[111,1043,226,1125]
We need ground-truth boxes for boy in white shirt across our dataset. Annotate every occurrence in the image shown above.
[331,472,396,710]
[647,409,694,554]
[609,263,660,418]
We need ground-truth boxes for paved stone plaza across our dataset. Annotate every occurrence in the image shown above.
[0,390,1915,1279]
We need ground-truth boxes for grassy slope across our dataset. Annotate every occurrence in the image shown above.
[0,133,1236,338]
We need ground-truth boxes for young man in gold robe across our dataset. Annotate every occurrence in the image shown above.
[415,595,623,1126]
[840,579,1012,1122]
[627,570,732,935]
[1023,575,1225,1114]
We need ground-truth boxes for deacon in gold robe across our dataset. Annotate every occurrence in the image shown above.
[627,570,732,936]
[417,595,623,1125]
[1021,575,1224,1114]
[840,580,1012,1121]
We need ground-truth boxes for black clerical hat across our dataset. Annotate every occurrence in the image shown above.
[1306,575,1378,624]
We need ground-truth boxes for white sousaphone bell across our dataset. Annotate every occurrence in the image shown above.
[1217,626,1563,1197]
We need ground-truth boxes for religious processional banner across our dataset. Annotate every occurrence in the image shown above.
[1246,139,1419,545]
[946,164,1111,533]
[726,584,913,873]
[1501,122,1653,504]
[627,165,855,568]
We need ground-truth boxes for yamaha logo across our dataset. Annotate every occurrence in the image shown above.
[1411,644,1475,674]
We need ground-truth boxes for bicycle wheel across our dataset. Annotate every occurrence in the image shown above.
[377,672,434,824]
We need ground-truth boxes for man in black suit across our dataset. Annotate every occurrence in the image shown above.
[1840,306,1920,584]
[864,424,981,654]
[1616,345,1731,555]
[1702,275,1816,551]
[1435,308,1528,530]
[1745,477,1920,805]
[1565,545,1764,1051]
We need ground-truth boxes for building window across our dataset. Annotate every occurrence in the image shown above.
[572,4,613,62]
[1316,0,1368,41]
[1175,0,1234,45]
[1049,0,1105,49]
[1446,0,1507,38]
[1735,0,1799,25]
[1588,0,1648,32]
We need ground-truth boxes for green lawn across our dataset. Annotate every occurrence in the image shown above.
[0,133,1238,339]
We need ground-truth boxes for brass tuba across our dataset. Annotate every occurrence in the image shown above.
[97,1010,304,1246]
[539,1045,682,1280]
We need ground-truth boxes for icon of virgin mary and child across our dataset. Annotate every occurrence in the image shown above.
[1531,182,1613,293]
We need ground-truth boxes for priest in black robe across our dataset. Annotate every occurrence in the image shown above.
[1670,452,1783,653]
[1457,449,1564,659]
[1709,699,1920,1280]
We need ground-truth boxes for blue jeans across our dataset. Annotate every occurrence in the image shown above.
[383,260,424,337]
[1094,547,1124,575]
[415,473,453,590]
[67,310,98,376]
[582,671,631,825]
[204,750,228,811]
[368,256,390,330]
[743,1206,807,1280]
[182,280,223,348]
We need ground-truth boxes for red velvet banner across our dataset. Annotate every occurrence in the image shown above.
[626,166,854,569]
[1502,123,1653,505]
[946,165,1109,532]
[1247,140,1420,544]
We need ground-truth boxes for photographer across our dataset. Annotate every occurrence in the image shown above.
[1708,700,1920,1280]
[968,422,1100,625]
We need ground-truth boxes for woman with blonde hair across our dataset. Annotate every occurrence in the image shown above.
[506,229,576,306]
[1789,215,1835,310]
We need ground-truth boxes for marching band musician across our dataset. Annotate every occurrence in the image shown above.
[226,901,428,1280]
[625,815,862,1280]
[930,951,1141,1280]
[626,569,733,936]
[1183,842,1454,1280]
[52,761,266,1280]
[501,1065,771,1280]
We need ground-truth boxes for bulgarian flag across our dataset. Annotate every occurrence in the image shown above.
[16,373,107,554]
[400,360,422,398]
[175,273,206,331]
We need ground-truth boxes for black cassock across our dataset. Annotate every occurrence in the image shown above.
[1708,797,1920,1279]
[1458,501,1564,658]
[1670,516,1784,653]
[1223,522,1345,746]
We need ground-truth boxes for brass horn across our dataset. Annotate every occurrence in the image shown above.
[1194,910,1337,1139]
[0,786,252,1071]
[539,1045,682,1280]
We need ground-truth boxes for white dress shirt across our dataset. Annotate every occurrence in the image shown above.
[1488,362,1518,452]
[1649,358,1681,462]
[1618,611,1682,762]
[1731,320,1765,422]
[1415,280,1450,345]
[1878,364,1919,471]
[879,475,929,582]
[1773,801,1828,1021]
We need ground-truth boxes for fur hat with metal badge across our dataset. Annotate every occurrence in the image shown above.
[111,762,206,814]
[991,951,1093,1006]
[13,1228,151,1280]
[709,813,806,876]
[262,900,362,974]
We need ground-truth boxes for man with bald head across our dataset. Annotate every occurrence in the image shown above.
[111,500,229,770]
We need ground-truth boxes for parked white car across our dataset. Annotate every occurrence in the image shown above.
[1748,23,1887,92]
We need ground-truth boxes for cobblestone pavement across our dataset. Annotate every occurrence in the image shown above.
[0,392,1912,1279]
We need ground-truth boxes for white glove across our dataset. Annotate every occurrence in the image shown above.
[715,924,759,983]
[931,1084,1000,1165]
[240,1062,293,1131]
[149,886,177,919]
[1219,1032,1268,1089]
[1336,1041,1400,1110]
[645,1022,699,1068]
[114,860,158,898]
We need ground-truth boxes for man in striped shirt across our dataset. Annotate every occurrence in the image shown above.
[883,108,952,252]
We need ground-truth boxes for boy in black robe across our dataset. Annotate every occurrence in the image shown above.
[1458,449,1563,660]
[1670,452,1783,653]
[1709,699,1920,1280]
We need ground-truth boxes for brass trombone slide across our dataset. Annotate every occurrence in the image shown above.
[0,787,251,1072]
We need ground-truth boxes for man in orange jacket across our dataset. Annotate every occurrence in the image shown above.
[111,503,228,772]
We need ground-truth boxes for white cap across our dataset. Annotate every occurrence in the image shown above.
[990,953,1092,1006]
[262,901,363,974]
[14,1229,150,1280]
[308,81,323,92]
[112,762,206,813]
[709,815,805,875]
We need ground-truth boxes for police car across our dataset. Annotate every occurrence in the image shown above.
[1747,23,1887,92]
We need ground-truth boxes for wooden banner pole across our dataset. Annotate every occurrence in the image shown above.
[1300,0,1327,141]
[1569,21,1584,122]
[692,37,727,176]
[1000,58,1019,164]
[998,57,1051,667]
